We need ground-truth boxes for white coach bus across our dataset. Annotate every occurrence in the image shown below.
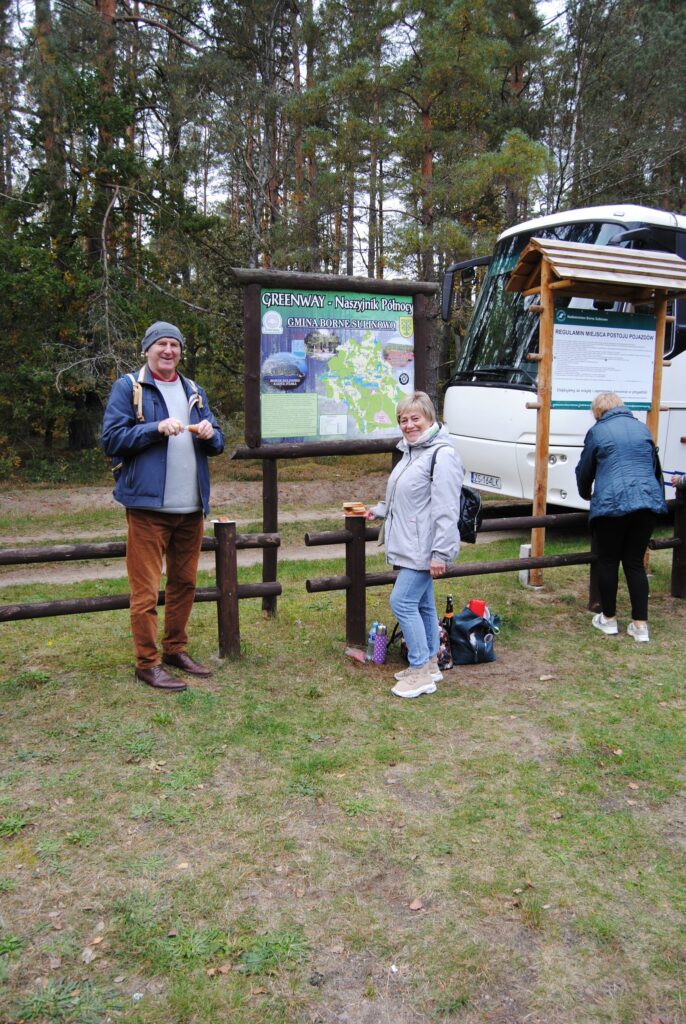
[441,204,686,509]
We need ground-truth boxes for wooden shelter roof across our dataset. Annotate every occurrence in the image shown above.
[505,238,686,303]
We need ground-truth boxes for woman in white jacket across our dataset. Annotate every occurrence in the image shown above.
[366,392,463,698]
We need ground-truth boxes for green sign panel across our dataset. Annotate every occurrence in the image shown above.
[259,288,415,442]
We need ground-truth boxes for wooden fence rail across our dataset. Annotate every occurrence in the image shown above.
[0,521,281,658]
[305,501,684,648]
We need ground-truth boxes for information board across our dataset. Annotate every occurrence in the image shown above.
[259,288,415,442]
[551,309,656,410]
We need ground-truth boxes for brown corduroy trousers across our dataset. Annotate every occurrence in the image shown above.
[126,508,205,669]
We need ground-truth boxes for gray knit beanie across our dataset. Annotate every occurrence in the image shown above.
[141,321,185,354]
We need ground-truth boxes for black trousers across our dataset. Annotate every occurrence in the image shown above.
[592,510,656,621]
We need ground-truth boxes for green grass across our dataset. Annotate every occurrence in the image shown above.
[1,514,685,1022]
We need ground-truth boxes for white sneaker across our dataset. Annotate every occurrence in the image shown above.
[627,621,650,643]
[592,613,618,635]
[391,665,437,699]
[394,657,443,683]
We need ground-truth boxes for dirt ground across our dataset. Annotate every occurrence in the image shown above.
[0,474,394,584]
[0,476,519,587]
[1,474,390,530]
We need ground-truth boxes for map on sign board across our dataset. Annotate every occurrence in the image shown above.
[260,288,415,442]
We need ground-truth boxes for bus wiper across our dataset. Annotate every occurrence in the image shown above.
[470,365,537,384]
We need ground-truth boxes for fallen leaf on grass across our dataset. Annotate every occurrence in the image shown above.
[627,782,640,790]
[408,898,423,911]
[90,936,104,946]
[539,674,555,682]
[48,956,61,970]
[176,862,190,870]
[81,946,96,964]
[613,748,623,756]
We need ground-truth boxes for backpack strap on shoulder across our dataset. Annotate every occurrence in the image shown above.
[126,367,146,423]
[183,376,204,413]
[429,445,453,480]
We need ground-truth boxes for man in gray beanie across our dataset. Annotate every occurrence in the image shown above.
[101,322,224,691]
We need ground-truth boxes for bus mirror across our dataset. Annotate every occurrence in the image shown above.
[607,226,653,246]
[441,269,456,321]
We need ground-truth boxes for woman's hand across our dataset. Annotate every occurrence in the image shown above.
[430,559,446,578]
[364,509,377,521]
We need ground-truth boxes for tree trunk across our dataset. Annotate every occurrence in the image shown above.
[345,171,355,276]
[87,0,117,265]
[34,0,70,259]
[419,108,434,281]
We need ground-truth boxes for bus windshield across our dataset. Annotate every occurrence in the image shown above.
[452,220,654,387]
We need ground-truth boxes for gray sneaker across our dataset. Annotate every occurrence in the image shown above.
[394,657,443,683]
[627,621,649,643]
[391,665,437,699]
[592,613,618,635]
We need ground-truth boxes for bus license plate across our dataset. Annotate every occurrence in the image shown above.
[471,472,501,489]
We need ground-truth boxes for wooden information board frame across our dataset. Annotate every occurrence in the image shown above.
[230,267,439,614]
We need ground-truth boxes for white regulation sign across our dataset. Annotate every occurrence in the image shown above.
[551,309,656,410]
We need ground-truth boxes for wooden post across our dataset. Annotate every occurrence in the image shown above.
[644,291,668,575]
[262,458,278,617]
[244,283,262,448]
[215,520,240,658]
[413,292,429,392]
[529,258,554,587]
[345,514,368,646]
[647,290,668,442]
[671,489,686,598]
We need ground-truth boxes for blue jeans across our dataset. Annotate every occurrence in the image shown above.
[390,568,439,668]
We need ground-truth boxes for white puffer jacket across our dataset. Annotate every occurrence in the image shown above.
[371,424,463,570]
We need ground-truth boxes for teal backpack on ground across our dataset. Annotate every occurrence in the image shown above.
[449,607,501,664]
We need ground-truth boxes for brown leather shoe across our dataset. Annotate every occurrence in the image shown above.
[162,651,212,677]
[135,665,187,691]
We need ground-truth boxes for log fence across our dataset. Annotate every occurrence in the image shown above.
[305,500,685,648]
[0,521,281,658]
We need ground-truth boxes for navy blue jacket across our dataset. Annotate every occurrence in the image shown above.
[575,406,666,521]
[101,367,224,515]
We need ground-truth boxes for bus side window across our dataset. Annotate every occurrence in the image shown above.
[668,296,686,358]
[634,297,686,357]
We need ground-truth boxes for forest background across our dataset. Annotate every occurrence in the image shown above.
[1,0,685,481]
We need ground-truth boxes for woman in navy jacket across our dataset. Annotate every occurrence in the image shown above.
[575,392,666,643]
